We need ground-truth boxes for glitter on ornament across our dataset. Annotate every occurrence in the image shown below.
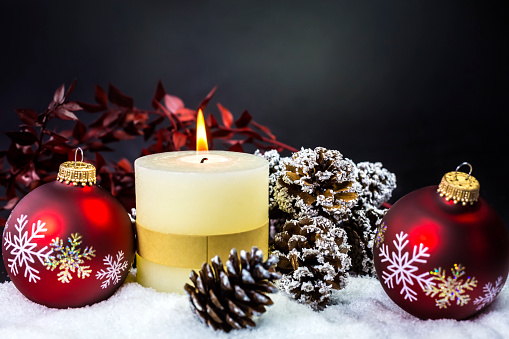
[423,264,477,309]
[44,233,96,283]
[3,214,54,283]
[474,276,504,311]
[96,251,129,289]
[374,222,387,248]
[378,231,435,302]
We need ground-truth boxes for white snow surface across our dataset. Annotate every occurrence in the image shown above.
[1,270,508,339]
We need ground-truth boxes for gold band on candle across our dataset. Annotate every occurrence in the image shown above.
[136,222,269,268]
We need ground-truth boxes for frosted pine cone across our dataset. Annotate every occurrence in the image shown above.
[274,147,359,221]
[272,216,351,310]
[269,217,287,246]
[254,149,289,211]
[341,206,387,276]
[355,161,396,208]
[184,247,280,333]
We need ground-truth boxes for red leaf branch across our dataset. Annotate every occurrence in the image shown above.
[0,81,296,223]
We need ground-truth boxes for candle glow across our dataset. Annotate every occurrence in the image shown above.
[196,109,208,152]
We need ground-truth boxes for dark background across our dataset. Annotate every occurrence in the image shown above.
[0,1,507,282]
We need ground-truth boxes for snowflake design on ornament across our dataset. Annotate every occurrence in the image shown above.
[374,222,387,248]
[378,231,435,302]
[3,214,54,283]
[473,276,503,311]
[44,233,96,283]
[423,264,477,309]
[96,251,129,289]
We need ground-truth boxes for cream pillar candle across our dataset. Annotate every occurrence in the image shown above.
[135,150,269,293]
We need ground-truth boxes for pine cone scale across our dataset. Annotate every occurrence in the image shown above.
[251,291,270,304]
[234,285,250,302]
[219,270,232,291]
[227,298,247,317]
[254,280,278,294]
[209,289,224,310]
[290,252,299,270]
[206,304,223,324]
[334,192,358,201]
[186,287,206,312]
[225,314,242,330]
[241,269,256,285]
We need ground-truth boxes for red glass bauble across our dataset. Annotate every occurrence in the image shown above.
[2,173,135,308]
[374,175,509,319]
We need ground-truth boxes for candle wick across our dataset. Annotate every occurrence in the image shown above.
[200,158,208,163]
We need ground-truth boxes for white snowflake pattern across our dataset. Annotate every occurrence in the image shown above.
[95,251,129,289]
[473,276,504,311]
[378,231,435,301]
[3,214,54,283]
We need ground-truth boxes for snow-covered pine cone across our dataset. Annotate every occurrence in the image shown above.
[355,161,396,208]
[254,149,289,212]
[272,216,351,310]
[341,206,387,276]
[274,147,359,221]
[184,247,281,333]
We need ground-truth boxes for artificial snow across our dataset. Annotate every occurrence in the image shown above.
[1,270,508,338]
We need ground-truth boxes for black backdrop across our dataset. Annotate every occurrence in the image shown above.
[0,1,507,282]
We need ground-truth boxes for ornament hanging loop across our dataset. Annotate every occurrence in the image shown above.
[438,162,479,205]
[57,148,97,186]
[455,162,472,179]
[75,147,84,165]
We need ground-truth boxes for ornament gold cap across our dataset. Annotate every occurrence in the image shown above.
[57,148,97,186]
[437,162,479,205]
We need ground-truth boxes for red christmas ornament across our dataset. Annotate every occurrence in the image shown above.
[2,150,135,308]
[374,163,509,320]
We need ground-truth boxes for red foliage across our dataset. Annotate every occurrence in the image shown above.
[0,81,296,223]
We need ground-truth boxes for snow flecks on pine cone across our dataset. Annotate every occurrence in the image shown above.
[274,147,359,221]
[355,161,396,208]
[254,149,289,211]
[184,247,281,333]
[341,206,387,276]
[272,216,351,310]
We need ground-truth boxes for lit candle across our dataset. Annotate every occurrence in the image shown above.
[135,110,269,293]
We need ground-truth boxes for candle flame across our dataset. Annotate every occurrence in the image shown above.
[196,109,208,151]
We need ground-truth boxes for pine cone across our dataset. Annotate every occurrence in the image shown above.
[274,147,359,221]
[254,149,289,213]
[341,206,387,276]
[356,161,396,208]
[272,216,351,310]
[269,216,288,246]
[184,247,281,333]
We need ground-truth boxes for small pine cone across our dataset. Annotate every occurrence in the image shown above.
[272,216,351,310]
[341,206,387,276]
[356,161,396,208]
[254,149,289,212]
[184,247,281,333]
[274,147,359,221]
